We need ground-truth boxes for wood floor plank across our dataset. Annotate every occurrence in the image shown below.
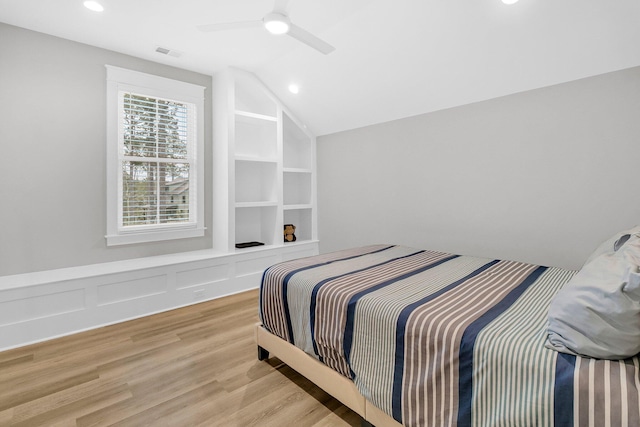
[0,333,178,388]
[9,378,128,424]
[0,289,361,426]
[0,408,13,425]
[0,347,35,365]
[10,384,132,427]
[0,369,100,413]
[0,354,34,370]
[104,380,227,427]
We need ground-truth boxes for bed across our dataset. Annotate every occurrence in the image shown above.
[256,241,640,427]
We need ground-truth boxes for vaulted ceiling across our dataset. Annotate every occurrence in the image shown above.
[2,0,639,136]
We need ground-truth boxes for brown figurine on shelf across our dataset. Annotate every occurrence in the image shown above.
[284,224,296,242]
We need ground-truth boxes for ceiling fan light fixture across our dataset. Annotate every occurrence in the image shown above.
[263,13,290,34]
[83,1,104,12]
[197,3,334,54]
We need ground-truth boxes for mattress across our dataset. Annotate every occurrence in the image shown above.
[259,244,640,427]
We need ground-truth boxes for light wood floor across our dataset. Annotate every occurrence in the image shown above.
[0,289,362,426]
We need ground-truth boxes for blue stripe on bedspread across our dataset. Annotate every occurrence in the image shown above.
[456,265,547,427]
[262,244,394,344]
[390,259,500,421]
[342,254,460,376]
[554,353,576,427]
[308,249,427,359]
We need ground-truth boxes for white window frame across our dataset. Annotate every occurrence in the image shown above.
[105,65,205,246]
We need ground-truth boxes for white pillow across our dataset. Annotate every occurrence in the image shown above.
[546,230,640,359]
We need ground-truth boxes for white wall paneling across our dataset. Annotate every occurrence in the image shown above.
[97,274,168,306]
[0,241,318,352]
[0,288,85,327]
[176,264,229,290]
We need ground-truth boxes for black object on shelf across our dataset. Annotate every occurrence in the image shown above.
[235,241,265,249]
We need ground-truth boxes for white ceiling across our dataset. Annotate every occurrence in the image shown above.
[1,0,639,136]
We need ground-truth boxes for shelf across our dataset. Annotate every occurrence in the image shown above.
[283,239,316,245]
[235,110,277,122]
[283,239,315,247]
[234,243,277,252]
[283,167,312,174]
[284,204,313,210]
[236,201,278,208]
[236,155,278,164]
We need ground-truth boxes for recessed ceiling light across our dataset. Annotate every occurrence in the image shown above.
[502,0,519,4]
[288,84,300,94]
[84,1,104,12]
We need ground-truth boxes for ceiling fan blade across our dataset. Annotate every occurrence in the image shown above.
[197,20,262,32]
[287,24,335,55]
[273,0,291,12]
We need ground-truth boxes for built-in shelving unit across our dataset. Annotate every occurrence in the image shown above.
[213,68,317,254]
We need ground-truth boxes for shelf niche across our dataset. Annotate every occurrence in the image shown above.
[284,171,311,206]
[236,206,278,247]
[284,208,313,243]
[234,72,277,117]
[234,113,277,160]
[236,160,278,205]
[283,112,312,170]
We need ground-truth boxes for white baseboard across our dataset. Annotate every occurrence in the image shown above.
[0,241,319,352]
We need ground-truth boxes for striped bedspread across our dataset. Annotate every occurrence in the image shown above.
[259,245,640,427]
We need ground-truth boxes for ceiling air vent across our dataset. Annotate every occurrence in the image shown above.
[155,46,182,58]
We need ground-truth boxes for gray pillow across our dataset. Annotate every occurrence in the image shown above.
[583,225,640,267]
[546,231,640,359]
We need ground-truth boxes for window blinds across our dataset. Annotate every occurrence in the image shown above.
[119,92,197,228]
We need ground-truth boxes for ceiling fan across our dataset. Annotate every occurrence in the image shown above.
[197,0,335,55]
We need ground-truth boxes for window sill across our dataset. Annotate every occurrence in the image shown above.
[106,226,206,246]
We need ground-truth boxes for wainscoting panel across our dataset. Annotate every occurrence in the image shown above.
[97,274,168,306]
[0,241,319,351]
[0,288,85,327]
[176,263,229,290]
[235,255,280,277]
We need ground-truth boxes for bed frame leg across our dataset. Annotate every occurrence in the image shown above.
[361,419,374,427]
[257,345,269,361]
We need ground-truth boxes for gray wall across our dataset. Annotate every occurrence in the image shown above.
[0,23,213,276]
[317,66,640,270]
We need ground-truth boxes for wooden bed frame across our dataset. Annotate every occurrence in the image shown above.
[255,323,402,427]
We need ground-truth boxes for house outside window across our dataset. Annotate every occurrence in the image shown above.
[106,66,205,246]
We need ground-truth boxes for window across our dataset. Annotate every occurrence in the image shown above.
[106,66,205,245]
